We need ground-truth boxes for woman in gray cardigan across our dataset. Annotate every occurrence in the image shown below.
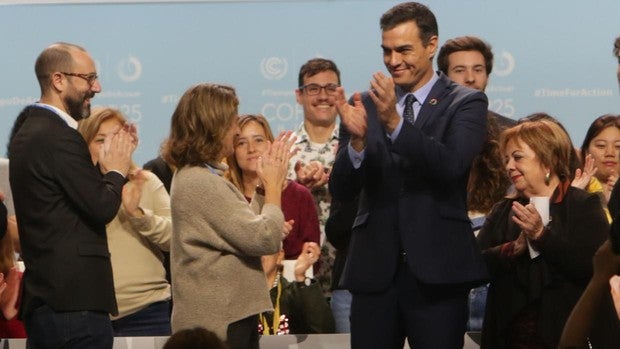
[162,83,293,349]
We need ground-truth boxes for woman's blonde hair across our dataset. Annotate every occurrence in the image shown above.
[0,231,15,275]
[500,120,573,182]
[162,83,239,168]
[225,114,275,193]
[78,107,128,144]
[77,107,137,170]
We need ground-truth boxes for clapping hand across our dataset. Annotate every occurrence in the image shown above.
[0,267,21,320]
[334,87,367,152]
[282,219,295,240]
[294,242,320,282]
[257,131,296,190]
[511,201,547,243]
[294,160,329,190]
[368,72,399,132]
[122,169,147,218]
[572,154,597,190]
[99,123,136,177]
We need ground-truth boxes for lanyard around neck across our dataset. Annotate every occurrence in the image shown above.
[259,272,283,335]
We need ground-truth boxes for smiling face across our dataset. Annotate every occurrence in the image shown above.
[234,120,270,174]
[295,70,339,128]
[587,126,620,182]
[446,50,489,92]
[382,20,437,92]
[63,50,101,120]
[504,137,551,198]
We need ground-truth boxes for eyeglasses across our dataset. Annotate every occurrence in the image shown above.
[300,83,339,96]
[60,72,99,86]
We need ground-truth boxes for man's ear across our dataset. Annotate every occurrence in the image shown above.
[427,35,438,60]
[50,72,67,93]
[295,88,303,105]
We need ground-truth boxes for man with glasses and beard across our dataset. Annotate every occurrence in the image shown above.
[8,42,135,349]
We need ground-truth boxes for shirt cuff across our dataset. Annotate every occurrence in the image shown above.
[388,116,404,141]
[107,169,126,178]
[347,143,365,169]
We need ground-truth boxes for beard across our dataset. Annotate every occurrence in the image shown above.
[65,90,94,121]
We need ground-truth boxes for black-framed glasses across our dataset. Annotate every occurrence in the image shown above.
[60,72,99,86]
[300,83,339,96]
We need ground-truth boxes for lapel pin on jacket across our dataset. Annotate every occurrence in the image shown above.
[429,98,438,105]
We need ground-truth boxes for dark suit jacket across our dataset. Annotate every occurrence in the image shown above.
[325,196,358,290]
[143,156,173,194]
[329,73,489,293]
[9,105,125,317]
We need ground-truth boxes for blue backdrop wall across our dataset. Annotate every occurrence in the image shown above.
[1,0,618,165]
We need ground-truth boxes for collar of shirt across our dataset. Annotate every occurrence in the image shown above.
[204,161,228,176]
[294,122,339,145]
[32,102,78,130]
[395,71,439,117]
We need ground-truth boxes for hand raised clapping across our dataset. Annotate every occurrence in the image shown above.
[294,242,320,282]
[294,160,329,190]
[256,131,296,191]
[98,123,137,177]
[511,201,547,243]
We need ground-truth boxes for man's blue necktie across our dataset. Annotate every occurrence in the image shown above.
[403,94,417,125]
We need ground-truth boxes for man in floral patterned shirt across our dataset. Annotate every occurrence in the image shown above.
[287,58,341,303]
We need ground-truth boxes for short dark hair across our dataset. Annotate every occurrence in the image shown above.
[380,2,438,46]
[297,58,341,87]
[614,36,620,59]
[34,42,86,96]
[437,36,494,75]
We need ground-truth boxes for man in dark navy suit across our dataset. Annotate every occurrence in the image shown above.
[9,42,135,349]
[329,3,488,348]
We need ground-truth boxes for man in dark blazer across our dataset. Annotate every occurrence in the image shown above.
[8,42,134,349]
[329,3,489,348]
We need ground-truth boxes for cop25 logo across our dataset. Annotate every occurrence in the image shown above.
[260,57,288,80]
[494,51,515,77]
[117,55,143,82]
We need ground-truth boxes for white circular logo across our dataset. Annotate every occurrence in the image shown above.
[494,51,515,77]
[117,55,142,82]
[260,57,288,80]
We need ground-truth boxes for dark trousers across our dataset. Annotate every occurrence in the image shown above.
[350,262,469,349]
[226,314,259,349]
[112,300,171,337]
[24,304,113,349]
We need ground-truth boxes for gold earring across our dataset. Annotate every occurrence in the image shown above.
[544,172,550,186]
